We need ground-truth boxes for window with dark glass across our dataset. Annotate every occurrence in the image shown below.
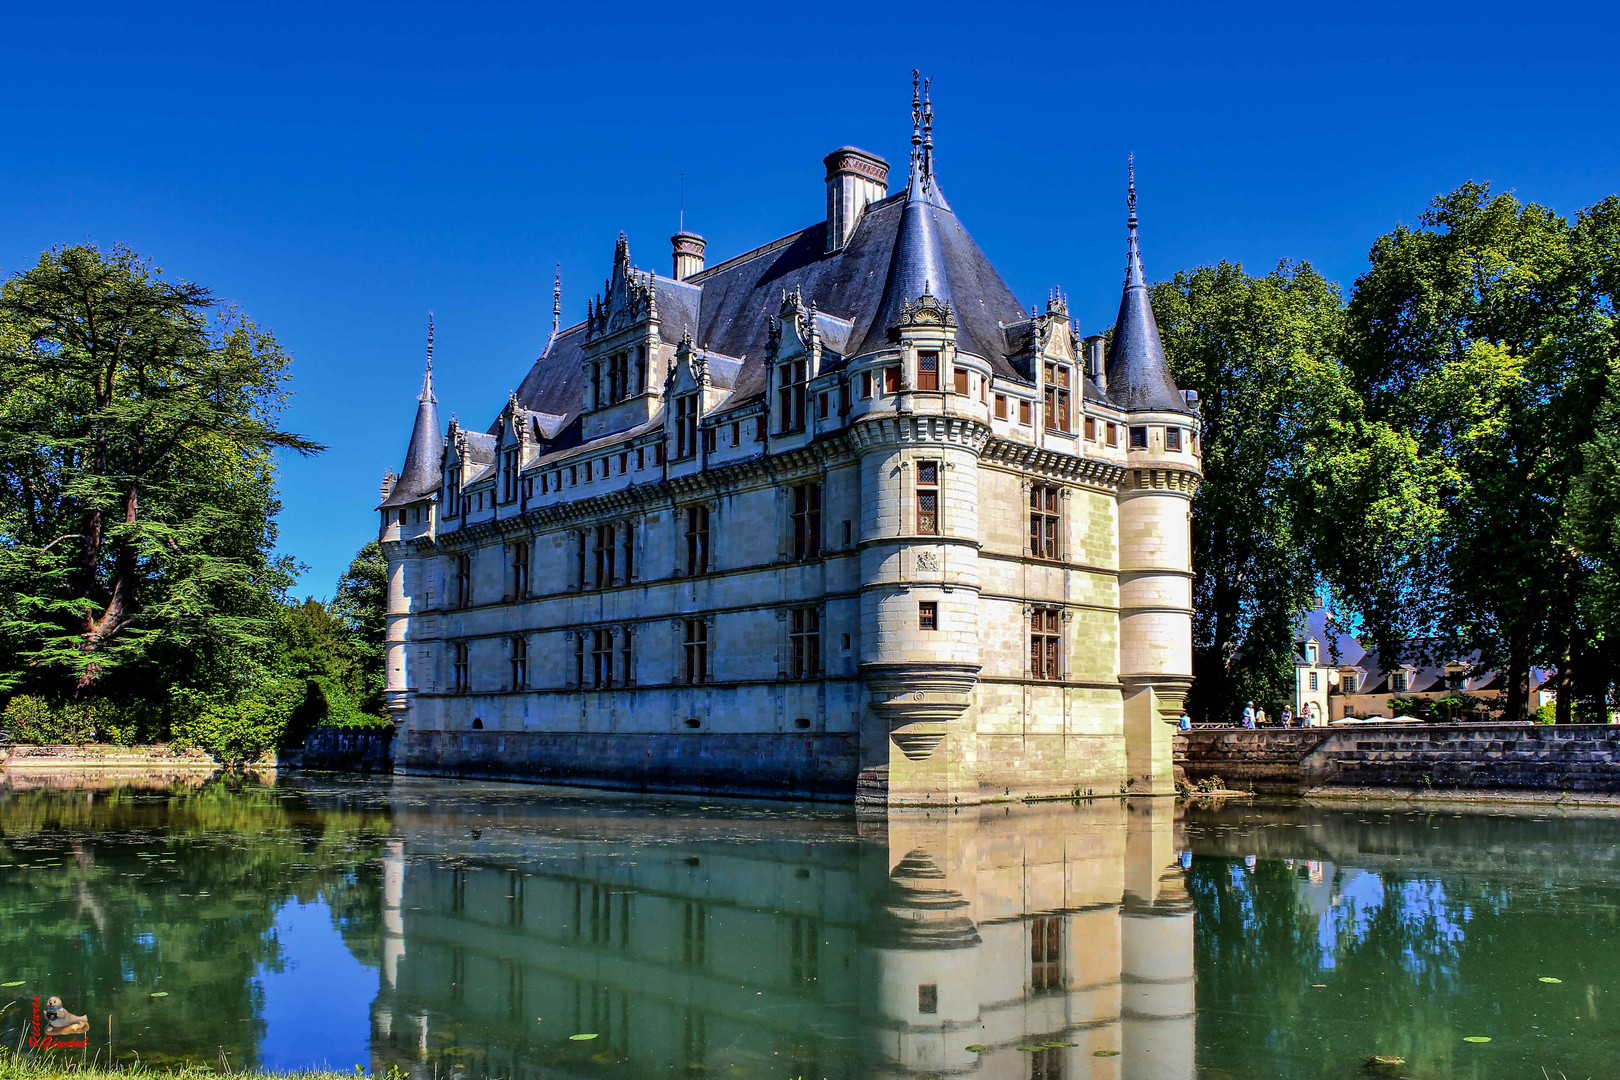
[1031,607,1062,680]
[789,607,820,679]
[1166,426,1182,451]
[620,628,634,686]
[817,392,829,420]
[573,634,584,688]
[1043,363,1072,432]
[1030,485,1060,559]
[792,483,822,561]
[574,532,587,589]
[918,601,938,630]
[683,619,708,684]
[511,541,530,599]
[917,350,939,391]
[675,394,699,459]
[593,524,616,587]
[1129,426,1148,449]
[619,521,635,583]
[916,460,939,536]
[778,357,808,432]
[452,641,469,693]
[454,554,472,608]
[685,505,709,576]
[591,628,614,688]
[510,635,527,689]
[607,351,628,403]
[861,371,873,398]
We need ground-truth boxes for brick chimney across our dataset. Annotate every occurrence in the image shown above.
[823,147,889,253]
[671,232,706,281]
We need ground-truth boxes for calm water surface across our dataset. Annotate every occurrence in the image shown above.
[0,774,1615,1079]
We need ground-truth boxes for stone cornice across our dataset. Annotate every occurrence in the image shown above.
[980,436,1127,490]
[1120,466,1201,495]
[848,412,991,453]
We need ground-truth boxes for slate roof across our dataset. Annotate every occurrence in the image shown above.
[1106,188,1195,415]
[380,363,442,508]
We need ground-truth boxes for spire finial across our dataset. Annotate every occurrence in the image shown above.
[419,311,437,403]
[679,172,685,233]
[552,263,562,333]
[1127,152,1138,230]
[910,69,923,170]
[922,77,934,177]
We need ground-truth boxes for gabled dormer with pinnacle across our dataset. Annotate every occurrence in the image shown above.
[372,75,1201,806]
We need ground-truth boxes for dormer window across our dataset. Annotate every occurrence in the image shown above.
[675,394,699,459]
[1043,363,1071,433]
[1390,670,1408,693]
[778,357,807,432]
[607,352,628,403]
[1307,642,1318,664]
[502,450,518,502]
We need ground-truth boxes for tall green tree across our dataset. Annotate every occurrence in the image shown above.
[331,539,388,715]
[1345,184,1620,719]
[1152,260,1435,724]
[0,244,320,697]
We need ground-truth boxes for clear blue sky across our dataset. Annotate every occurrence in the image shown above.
[4,1,1617,597]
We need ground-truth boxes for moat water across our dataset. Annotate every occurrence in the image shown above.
[0,775,1616,1079]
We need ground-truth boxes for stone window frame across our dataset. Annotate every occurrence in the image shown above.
[915,459,940,536]
[791,481,823,561]
[777,355,809,433]
[994,393,1007,420]
[682,503,711,577]
[1028,605,1066,681]
[453,553,472,609]
[509,539,530,601]
[1030,915,1063,992]
[916,350,940,392]
[674,393,700,459]
[452,641,470,694]
[1166,426,1183,451]
[1129,425,1149,450]
[1042,362,1072,433]
[785,605,822,680]
[1028,482,1063,561]
[590,627,616,689]
[681,617,711,684]
[510,634,528,690]
[918,601,938,631]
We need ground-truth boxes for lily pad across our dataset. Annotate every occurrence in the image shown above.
[1092,1049,1121,1057]
[1041,1041,1079,1048]
[1539,977,1562,984]
[1015,1046,1044,1053]
[150,992,169,998]
[568,1033,598,1041]
[964,1045,986,1053]
[1462,1036,1490,1043]
[1,981,24,988]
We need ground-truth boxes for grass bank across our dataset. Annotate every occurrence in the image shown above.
[0,1052,381,1080]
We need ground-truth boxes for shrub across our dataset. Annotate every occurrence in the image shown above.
[1,696,95,744]
[171,678,303,763]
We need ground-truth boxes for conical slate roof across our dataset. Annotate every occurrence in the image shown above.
[381,346,443,509]
[1106,167,1194,414]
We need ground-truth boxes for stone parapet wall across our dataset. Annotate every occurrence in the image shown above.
[1177,723,1620,794]
[2,744,222,768]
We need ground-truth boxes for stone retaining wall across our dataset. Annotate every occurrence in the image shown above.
[1,744,221,769]
[290,726,396,773]
[1177,723,1620,794]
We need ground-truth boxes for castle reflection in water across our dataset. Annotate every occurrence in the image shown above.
[367,794,1192,1079]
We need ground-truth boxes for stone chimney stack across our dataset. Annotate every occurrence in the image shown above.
[671,232,706,281]
[823,147,889,253]
[1085,334,1107,392]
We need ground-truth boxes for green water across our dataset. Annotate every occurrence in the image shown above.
[0,775,1614,1078]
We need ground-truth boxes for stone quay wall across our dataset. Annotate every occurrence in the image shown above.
[291,726,397,774]
[1177,723,1620,794]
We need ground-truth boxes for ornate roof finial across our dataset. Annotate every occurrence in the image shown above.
[922,77,934,178]
[420,312,436,403]
[1127,152,1138,230]
[910,69,923,172]
[552,264,561,334]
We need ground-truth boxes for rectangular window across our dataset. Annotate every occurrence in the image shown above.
[637,447,645,470]
[730,421,740,445]
[1085,416,1097,440]
[452,641,469,693]
[839,381,850,414]
[541,473,549,494]
[594,523,616,587]
[1391,671,1408,693]
[619,451,629,473]
[1309,671,1320,692]
[1043,363,1072,432]
[915,460,939,535]
[1031,916,1062,992]
[570,465,578,485]
[918,984,938,1015]
[608,351,628,403]
[575,531,587,589]
[1129,426,1148,449]
[755,414,767,441]
[620,521,635,583]
[454,554,472,608]
[778,358,808,432]
[789,607,820,679]
[1106,422,1118,447]
[792,483,822,561]
[861,371,874,399]
[685,505,710,576]
[817,392,829,420]
[1345,673,1359,694]
[702,427,716,454]
[511,636,527,689]
[1166,426,1182,451]
[511,541,530,599]
[1030,484,1060,560]
[953,367,969,395]
[683,619,709,684]
[918,601,938,631]
[994,394,1007,420]
[592,628,614,688]
[1031,607,1062,680]
[503,450,519,502]
[917,351,939,391]
[573,635,584,688]
[655,442,665,465]
[620,628,634,686]
[1019,399,1032,425]
[884,366,901,394]
[675,394,699,459]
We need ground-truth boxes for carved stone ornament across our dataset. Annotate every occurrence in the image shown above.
[915,550,939,572]
[898,286,955,328]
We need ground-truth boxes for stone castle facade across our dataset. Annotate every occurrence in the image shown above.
[376,82,1200,805]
